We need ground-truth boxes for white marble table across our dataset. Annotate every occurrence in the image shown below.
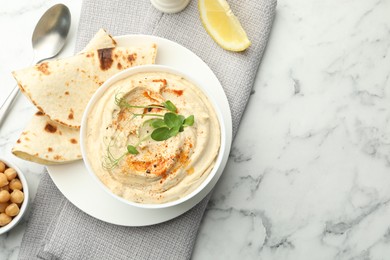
[1,0,390,259]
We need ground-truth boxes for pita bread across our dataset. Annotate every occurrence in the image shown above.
[12,29,117,165]
[13,44,157,128]
[12,29,157,165]
[12,111,83,164]
[81,29,117,52]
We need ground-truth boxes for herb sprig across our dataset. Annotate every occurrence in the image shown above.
[103,97,194,170]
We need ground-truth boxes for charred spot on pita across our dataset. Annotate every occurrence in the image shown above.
[97,48,114,70]
[37,62,50,75]
[68,109,74,120]
[35,111,44,116]
[70,138,78,144]
[44,123,57,133]
[127,53,137,63]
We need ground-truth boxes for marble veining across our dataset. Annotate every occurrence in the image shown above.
[1,0,390,259]
[193,0,390,259]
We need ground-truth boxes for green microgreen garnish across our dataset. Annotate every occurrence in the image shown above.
[183,115,194,127]
[102,138,128,170]
[162,100,177,112]
[148,113,193,141]
[103,96,195,170]
[127,145,139,155]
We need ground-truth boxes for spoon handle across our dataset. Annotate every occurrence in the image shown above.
[0,54,43,127]
[0,85,19,126]
[0,52,55,127]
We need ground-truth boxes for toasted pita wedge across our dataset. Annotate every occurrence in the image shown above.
[82,28,117,52]
[12,29,117,165]
[12,111,82,165]
[12,29,118,165]
[13,44,157,128]
[12,29,157,165]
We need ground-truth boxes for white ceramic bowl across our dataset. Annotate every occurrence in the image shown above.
[0,157,29,235]
[80,65,226,209]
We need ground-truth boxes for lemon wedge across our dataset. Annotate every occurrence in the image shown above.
[198,0,251,52]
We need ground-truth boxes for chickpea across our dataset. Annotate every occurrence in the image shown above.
[10,190,24,204]
[0,213,11,226]
[5,203,19,217]
[0,162,5,173]
[0,173,8,187]
[0,202,9,213]
[9,178,22,191]
[0,190,10,203]
[4,168,17,181]
[0,185,9,192]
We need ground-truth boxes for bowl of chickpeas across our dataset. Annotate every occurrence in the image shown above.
[0,157,29,235]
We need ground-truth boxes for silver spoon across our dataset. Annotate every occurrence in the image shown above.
[0,4,71,126]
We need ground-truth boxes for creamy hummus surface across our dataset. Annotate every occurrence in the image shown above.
[85,71,221,204]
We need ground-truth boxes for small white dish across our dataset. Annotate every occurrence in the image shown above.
[80,64,226,209]
[0,157,29,235]
[150,0,191,13]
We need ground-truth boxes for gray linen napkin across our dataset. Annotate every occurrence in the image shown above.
[18,0,276,259]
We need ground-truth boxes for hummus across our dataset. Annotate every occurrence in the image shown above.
[85,71,221,204]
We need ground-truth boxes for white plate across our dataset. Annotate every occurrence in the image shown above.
[47,35,232,226]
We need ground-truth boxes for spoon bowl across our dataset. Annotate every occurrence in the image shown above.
[32,4,71,62]
[0,4,71,126]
